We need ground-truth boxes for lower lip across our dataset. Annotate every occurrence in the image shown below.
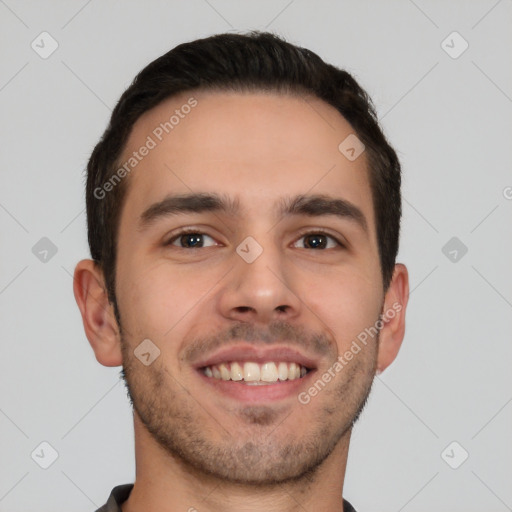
[196,370,315,403]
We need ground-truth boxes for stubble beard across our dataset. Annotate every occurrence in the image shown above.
[118,329,377,486]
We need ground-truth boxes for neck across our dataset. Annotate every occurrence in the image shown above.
[122,412,351,512]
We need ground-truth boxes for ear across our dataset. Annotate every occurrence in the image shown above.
[376,263,409,374]
[73,259,123,367]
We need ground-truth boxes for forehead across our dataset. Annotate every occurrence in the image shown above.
[118,90,375,233]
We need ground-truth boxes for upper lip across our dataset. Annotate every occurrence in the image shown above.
[192,344,320,370]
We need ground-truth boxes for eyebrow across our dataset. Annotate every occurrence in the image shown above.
[138,192,368,234]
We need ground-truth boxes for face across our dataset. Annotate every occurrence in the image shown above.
[114,91,386,484]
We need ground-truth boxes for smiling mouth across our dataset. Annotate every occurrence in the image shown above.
[201,361,311,385]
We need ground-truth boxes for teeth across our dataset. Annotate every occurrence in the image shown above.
[244,362,260,382]
[277,362,288,381]
[261,362,278,382]
[219,363,230,380]
[231,362,243,381]
[203,361,309,383]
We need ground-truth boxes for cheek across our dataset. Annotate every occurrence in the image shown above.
[116,258,172,336]
[117,258,223,339]
[301,267,382,349]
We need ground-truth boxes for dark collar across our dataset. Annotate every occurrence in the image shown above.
[96,483,358,512]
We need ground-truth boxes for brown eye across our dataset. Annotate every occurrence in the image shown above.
[166,231,217,248]
[294,231,342,249]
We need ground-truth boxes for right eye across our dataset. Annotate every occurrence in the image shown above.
[165,229,219,249]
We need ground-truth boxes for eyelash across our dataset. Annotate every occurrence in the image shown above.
[164,227,345,250]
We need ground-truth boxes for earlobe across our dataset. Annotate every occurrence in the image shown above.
[73,259,123,367]
[376,263,409,374]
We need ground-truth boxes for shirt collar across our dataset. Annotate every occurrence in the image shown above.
[96,483,358,511]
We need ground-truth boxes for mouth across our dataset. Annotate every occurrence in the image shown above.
[201,361,311,384]
[193,345,318,402]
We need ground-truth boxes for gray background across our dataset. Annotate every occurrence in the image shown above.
[1,1,511,511]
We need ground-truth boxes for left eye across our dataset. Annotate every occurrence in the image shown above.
[167,232,218,248]
[293,232,341,249]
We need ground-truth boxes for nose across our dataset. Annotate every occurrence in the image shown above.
[217,237,302,326]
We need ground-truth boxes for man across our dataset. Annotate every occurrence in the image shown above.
[73,31,409,512]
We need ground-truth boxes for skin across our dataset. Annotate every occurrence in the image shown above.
[74,90,409,512]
